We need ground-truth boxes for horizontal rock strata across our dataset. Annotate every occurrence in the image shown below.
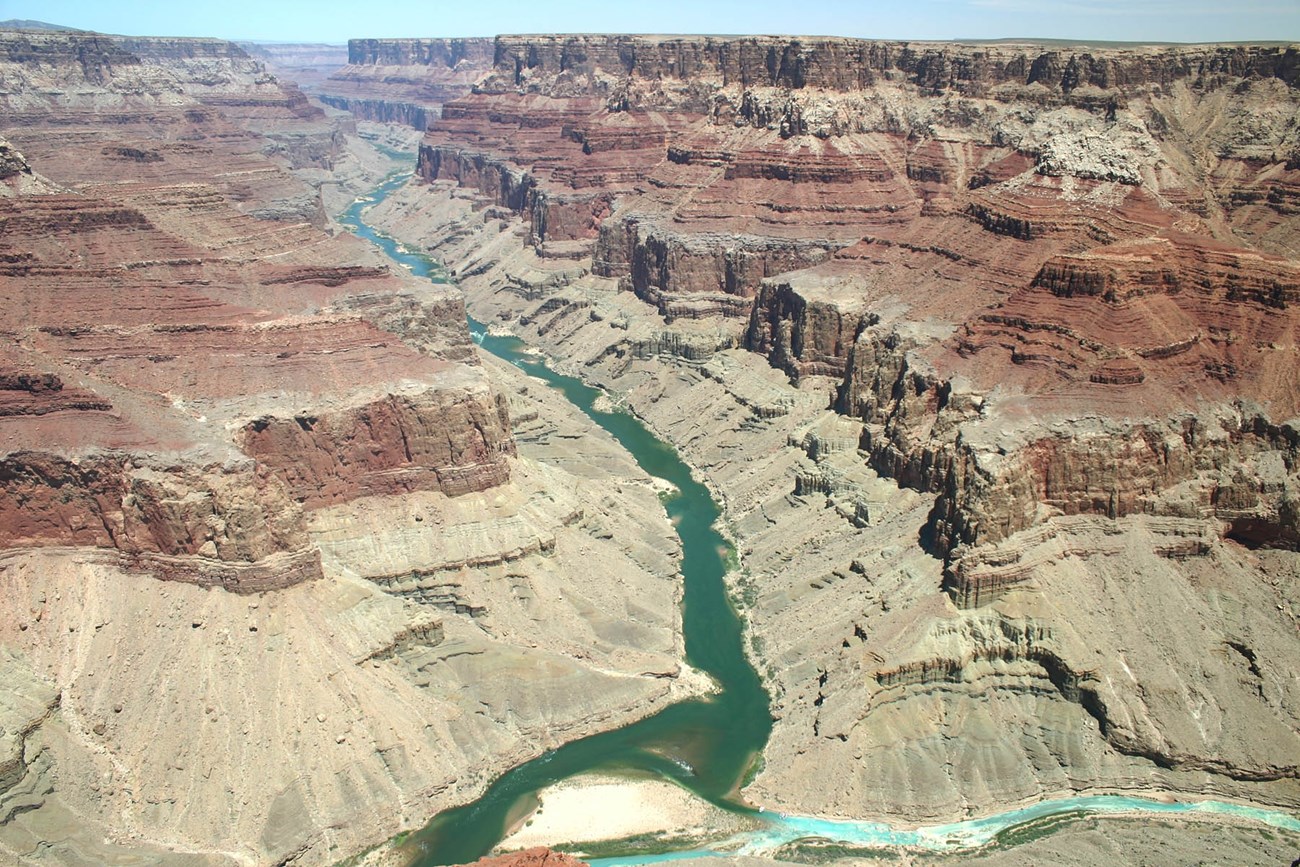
[357,31,1300,830]
[315,38,496,129]
[0,28,700,867]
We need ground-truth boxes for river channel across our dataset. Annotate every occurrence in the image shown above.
[340,164,1300,866]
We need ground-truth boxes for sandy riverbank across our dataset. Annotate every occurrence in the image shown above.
[498,774,756,855]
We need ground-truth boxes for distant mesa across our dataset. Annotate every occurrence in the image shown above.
[0,19,84,31]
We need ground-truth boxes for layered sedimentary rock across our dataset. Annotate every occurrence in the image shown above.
[239,41,348,91]
[0,29,694,867]
[317,38,495,128]
[368,33,1300,827]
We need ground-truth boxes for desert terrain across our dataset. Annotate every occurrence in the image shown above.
[0,24,1298,867]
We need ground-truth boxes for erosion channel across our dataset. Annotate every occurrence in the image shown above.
[341,162,1300,867]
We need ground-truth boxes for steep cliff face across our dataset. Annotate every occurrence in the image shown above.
[0,30,516,578]
[0,451,321,592]
[0,31,322,118]
[425,33,1300,568]
[316,37,495,128]
[485,34,1299,96]
[319,95,436,129]
[421,36,1300,335]
[241,386,515,507]
[394,32,1300,826]
[0,28,337,209]
[349,38,495,68]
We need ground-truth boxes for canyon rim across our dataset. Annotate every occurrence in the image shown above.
[0,14,1298,867]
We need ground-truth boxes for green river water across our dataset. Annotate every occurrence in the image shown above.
[339,165,1300,866]
[340,168,772,864]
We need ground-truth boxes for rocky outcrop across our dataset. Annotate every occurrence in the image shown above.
[0,450,316,584]
[0,650,57,824]
[319,94,436,129]
[614,223,842,320]
[0,138,27,178]
[747,274,871,378]
[420,144,540,213]
[241,387,514,507]
[0,36,516,584]
[933,411,1300,600]
[463,848,588,867]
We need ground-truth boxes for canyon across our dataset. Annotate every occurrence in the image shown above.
[314,39,496,130]
[363,31,1300,845]
[0,20,1299,867]
[0,28,697,866]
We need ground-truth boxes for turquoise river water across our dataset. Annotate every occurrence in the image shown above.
[340,165,1300,866]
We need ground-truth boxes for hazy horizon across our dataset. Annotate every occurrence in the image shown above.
[1,0,1297,45]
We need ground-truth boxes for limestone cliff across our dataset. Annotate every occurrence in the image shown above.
[483,35,1298,96]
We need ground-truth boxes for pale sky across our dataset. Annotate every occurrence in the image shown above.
[1,0,1296,44]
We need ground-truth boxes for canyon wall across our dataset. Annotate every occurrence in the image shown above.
[239,41,349,91]
[416,35,1300,576]
[316,37,496,128]
[0,27,695,867]
[483,34,1299,96]
[383,32,1300,827]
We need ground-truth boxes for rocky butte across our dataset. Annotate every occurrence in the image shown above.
[355,31,1300,836]
[0,28,696,865]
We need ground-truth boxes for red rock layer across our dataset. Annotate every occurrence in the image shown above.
[961,234,1300,407]
[317,38,496,129]
[461,848,588,867]
[241,388,513,509]
[0,30,514,591]
[408,34,1300,605]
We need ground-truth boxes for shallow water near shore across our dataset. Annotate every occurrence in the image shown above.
[341,165,1300,866]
